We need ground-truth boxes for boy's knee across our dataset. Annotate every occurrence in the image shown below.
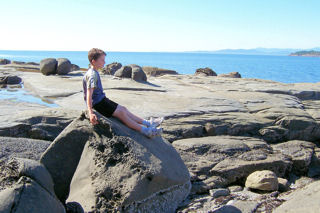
[116,105,127,116]
[120,106,128,114]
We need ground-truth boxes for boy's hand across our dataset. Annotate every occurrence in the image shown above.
[89,112,99,125]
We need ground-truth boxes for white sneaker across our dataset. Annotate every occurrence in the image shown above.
[149,117,164,128]
[145,127,163,138]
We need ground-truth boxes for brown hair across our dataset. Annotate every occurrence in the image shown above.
[88,48,106,64]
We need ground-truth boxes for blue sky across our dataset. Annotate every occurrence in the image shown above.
[1,0,319,51]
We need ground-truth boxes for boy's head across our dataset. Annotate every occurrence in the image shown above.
[88,48,106,69]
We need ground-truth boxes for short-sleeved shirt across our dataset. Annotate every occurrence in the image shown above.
[83,68,106,106]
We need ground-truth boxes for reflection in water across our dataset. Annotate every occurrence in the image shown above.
[0,84,58,107]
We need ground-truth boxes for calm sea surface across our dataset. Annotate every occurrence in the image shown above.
[1,50,320,83]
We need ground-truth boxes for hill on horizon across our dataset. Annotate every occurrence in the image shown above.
[186,47,320,56]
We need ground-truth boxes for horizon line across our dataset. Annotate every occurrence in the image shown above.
[0,47,319,53]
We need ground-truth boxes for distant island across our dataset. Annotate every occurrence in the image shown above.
[289,50,320,57]
[185,47,320,56]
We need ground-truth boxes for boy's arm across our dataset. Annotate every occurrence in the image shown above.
[87,88,98,125]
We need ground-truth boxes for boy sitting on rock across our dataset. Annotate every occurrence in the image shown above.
[83,48,163,138]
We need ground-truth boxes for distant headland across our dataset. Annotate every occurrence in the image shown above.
[289,50,320,57]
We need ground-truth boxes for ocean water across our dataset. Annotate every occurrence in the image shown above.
[0,50,320,83]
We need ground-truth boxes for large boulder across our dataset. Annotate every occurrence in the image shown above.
[0,158,54,193]
[70,64,80,72]
[0,59,11,65]
[130,65,147,81]
[195,67,217,76]
[104,62,122,75]
[0,158,65,213]
[40,58,57,75]
[0,137,51,194]
[56,58,71,75]
[0,176,65,213]
[114,65,132,78]
[40,111,191,212]
[142,66,178,77]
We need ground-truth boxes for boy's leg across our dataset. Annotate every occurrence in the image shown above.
[122,107,161,127]
[126,109,144,124]
[112,105,142,131]
[112,105,163,138]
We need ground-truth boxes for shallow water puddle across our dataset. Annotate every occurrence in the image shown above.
[0,84,58,107]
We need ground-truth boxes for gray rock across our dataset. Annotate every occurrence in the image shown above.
[0,176,65,213]
[228,185,243,193]
[142,66,178,77]
[218,72,242,78]
[258,126,289,143]
[290,176,315,189]
[172,136,292,185]
[69,111,190,212]
[104,62,122,75]
[245,170,279,191]
[0,109,78,141]
[70,64,80,72]
[56,58,71,75]
[0,158,20,192]
[0,75,22,85]
[213,205,243,213]
[0,157,54,194]
[272,140,315,175]
[173,135,292,194]
[308,147,320,177]
[26,62,39,65]
[7,76,22,84]
[0,58,11,65]
[228,200,260,213]
[0,63,40,72]
[114,65,132,78]
[209,188,230,198]
[40,113,94,202]
[28,127,50,140]
[7,72,320,145]
[278,177,290,192]
[274,180,320,213]
[41,110,191,212]
[40,58,57,75]
[11,61,25,65]
[231,189,264,200]
[15,158,55,194]
[274,113,320,142]
[195,67,217,76]
[190,176,227,195]
[0,137,51,162]
[131,65,147,82]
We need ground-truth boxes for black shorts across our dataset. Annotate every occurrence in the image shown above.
[93,97,119,118]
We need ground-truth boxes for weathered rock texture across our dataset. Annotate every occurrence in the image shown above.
[40,111,191,212]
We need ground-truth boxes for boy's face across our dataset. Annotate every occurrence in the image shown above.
[92,55,105,69]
